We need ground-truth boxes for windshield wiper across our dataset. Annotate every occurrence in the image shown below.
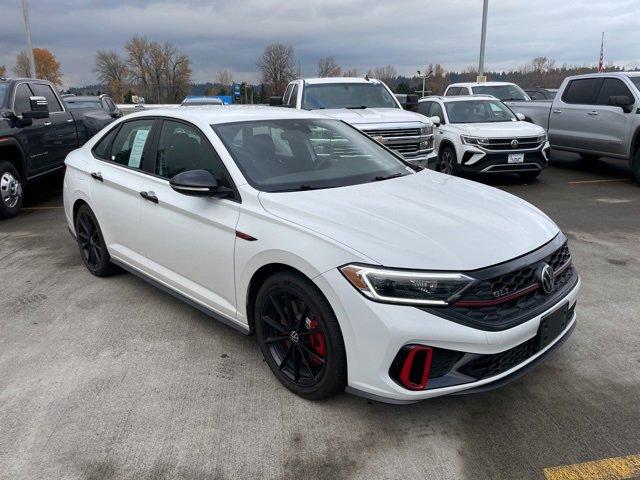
[346,105,367,109]
[371,172,404,182]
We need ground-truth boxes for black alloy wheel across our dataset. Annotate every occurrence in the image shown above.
[75,205,114,276]
[255,271,347,400]
[439,146,458,176]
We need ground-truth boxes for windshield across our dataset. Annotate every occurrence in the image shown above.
[0,83,8,106]
[213,118,412,192]
[471,84,529,101]
[445,100,517,124]
[301,83,398,110]
[66,100,102,109]
[628,76,640,93]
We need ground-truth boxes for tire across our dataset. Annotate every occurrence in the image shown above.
[579,153,600,162]
[74,204,115,277]
[632,148,640,185]
[0,161,24,219]
[254,271,347,400]
[438,146,459,176]
[518,170,541,181]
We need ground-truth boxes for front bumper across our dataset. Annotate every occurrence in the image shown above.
[403,150,438,169]
[315,267,580,404]
[458,142,551,174]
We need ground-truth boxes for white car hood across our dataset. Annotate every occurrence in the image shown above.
[445,121,544,137]
[318,108,428,126]
[258,171,559,271]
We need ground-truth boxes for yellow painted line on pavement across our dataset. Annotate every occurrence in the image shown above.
[568,178,628,184]
[22,206,64,210]
[543,454,640,480]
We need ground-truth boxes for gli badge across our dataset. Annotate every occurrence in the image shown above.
[540,263,555,294]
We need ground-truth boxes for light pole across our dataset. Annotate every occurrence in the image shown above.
[21,0,37,78]
[417,69,433,98]
[477,0,489,83]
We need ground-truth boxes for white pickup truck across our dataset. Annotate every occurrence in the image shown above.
[270,77,437,169]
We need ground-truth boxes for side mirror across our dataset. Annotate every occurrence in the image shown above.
[516,112,526,121]
[269,96,284,106]
[608,95,634,113]
[429,115,441,126]
[23,96,50,119]
[169,169,233,198]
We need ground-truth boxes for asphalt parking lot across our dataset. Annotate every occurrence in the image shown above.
[1,153,639,480]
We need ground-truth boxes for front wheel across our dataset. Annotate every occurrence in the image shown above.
[438,146,459,176]
[254,271,347,400]
[0,161,24,219]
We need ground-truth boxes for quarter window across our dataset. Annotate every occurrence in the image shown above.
[30,83,63,112]
[13,83,33,115]
[110,119,154,169]
[562,78,604,105]
[155,120,233,189]
[596,78,633,105]
[92,126,119,160]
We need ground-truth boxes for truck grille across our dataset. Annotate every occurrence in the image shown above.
[361,127,432,158]
[482,137,543,151]
[362,128,421,137]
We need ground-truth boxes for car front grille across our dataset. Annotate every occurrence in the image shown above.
[362,128,421,137]
[361,127,432,159]
[481,137,543,151]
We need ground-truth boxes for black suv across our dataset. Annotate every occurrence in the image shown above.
[0,78,115,218]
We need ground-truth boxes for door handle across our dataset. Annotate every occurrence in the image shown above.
[587,110,599,116]
[139,191,159,204]
[44,121,52,126]
[552,109,562,114]
[90,172,103,182]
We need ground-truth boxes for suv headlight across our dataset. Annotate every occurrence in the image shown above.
[537,133,548,143]
[461,135,490,146]
[420,123,433,136]
[340,264,475,306]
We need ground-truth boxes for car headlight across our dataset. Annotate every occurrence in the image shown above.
[420,123,433,136]
[537,133,548,143]
[340,264,475,306]
[461,135,490,146]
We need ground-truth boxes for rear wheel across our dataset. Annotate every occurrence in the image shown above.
[254,271,347,400]
[74,205,115,277]
[0,161,24,219]
[438,146,459,176]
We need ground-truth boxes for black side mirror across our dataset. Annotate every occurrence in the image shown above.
[269,96,284,106]
[608,95,634,113]
[23,96,50,119]
[169,169,233,198]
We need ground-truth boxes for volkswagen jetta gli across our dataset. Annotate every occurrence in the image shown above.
[63,107,580,403]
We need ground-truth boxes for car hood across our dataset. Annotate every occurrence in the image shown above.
[318,108,429,127]
[258,171,559,271]
[446,121,545,138]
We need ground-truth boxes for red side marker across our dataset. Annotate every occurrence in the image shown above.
[235,230,257,241]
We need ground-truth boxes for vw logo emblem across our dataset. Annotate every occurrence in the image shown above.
[540,264,555,294]
[511,139,519,148]
[289,331,300,344]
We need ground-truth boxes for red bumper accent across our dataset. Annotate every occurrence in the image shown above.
[399,346,433,390]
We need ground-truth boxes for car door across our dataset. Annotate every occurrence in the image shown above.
[12,82,49,177]
[29,82,77,169]
[550,78,603,151]
[89,118,156,271]
[138,118,241,319]
[591,77,636,157]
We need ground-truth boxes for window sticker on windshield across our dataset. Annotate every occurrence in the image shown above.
[128,129,150,168]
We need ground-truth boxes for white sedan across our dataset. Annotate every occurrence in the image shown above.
[63,107,579,403]
[417,96,551,179]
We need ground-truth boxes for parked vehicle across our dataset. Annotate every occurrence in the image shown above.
[64,106,580,403]
[509,72,640,183]
[269,77,437,169]
[394,93,419,111]
[444,81,530,101]
[181,96,224,106]
[64,94,122,118]
[0,77,116,218]
[524,87,558,101]
[417,96,550,179]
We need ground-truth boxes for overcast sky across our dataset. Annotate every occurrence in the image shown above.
[1,0,638,88]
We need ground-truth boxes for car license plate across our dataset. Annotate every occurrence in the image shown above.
[508,153,525,164]
[536,303,569,350]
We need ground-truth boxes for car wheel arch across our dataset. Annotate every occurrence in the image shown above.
[0,141,27,182]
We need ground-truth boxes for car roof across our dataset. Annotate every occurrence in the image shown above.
[418,95,498,103]
[302,77,384,85]
[447,81,517,88]
[124,105,329,124]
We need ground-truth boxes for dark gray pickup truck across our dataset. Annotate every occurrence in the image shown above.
[509,72,640,183]
[0,77,115,218]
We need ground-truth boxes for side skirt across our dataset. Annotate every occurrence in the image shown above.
[110,258,251,336]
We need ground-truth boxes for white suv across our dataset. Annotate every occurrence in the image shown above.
[418,96,551,179]
[444,81,531,102]
[63,106,579,403]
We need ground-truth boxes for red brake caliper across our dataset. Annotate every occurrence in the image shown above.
[305,318,326,366]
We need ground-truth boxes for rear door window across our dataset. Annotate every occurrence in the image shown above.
[445,87,460,96]
[562,78,604,105]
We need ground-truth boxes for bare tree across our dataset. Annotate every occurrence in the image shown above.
[317,57,341,77]
[165,49,191,103]
[0,65,5,77]
[343,68,358,77]
[367,65,397,85]
[14,48,62,85]
[94,51,129,102]
[216,69,233,87]
[125,36,152,100]
[257,43,296,95]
